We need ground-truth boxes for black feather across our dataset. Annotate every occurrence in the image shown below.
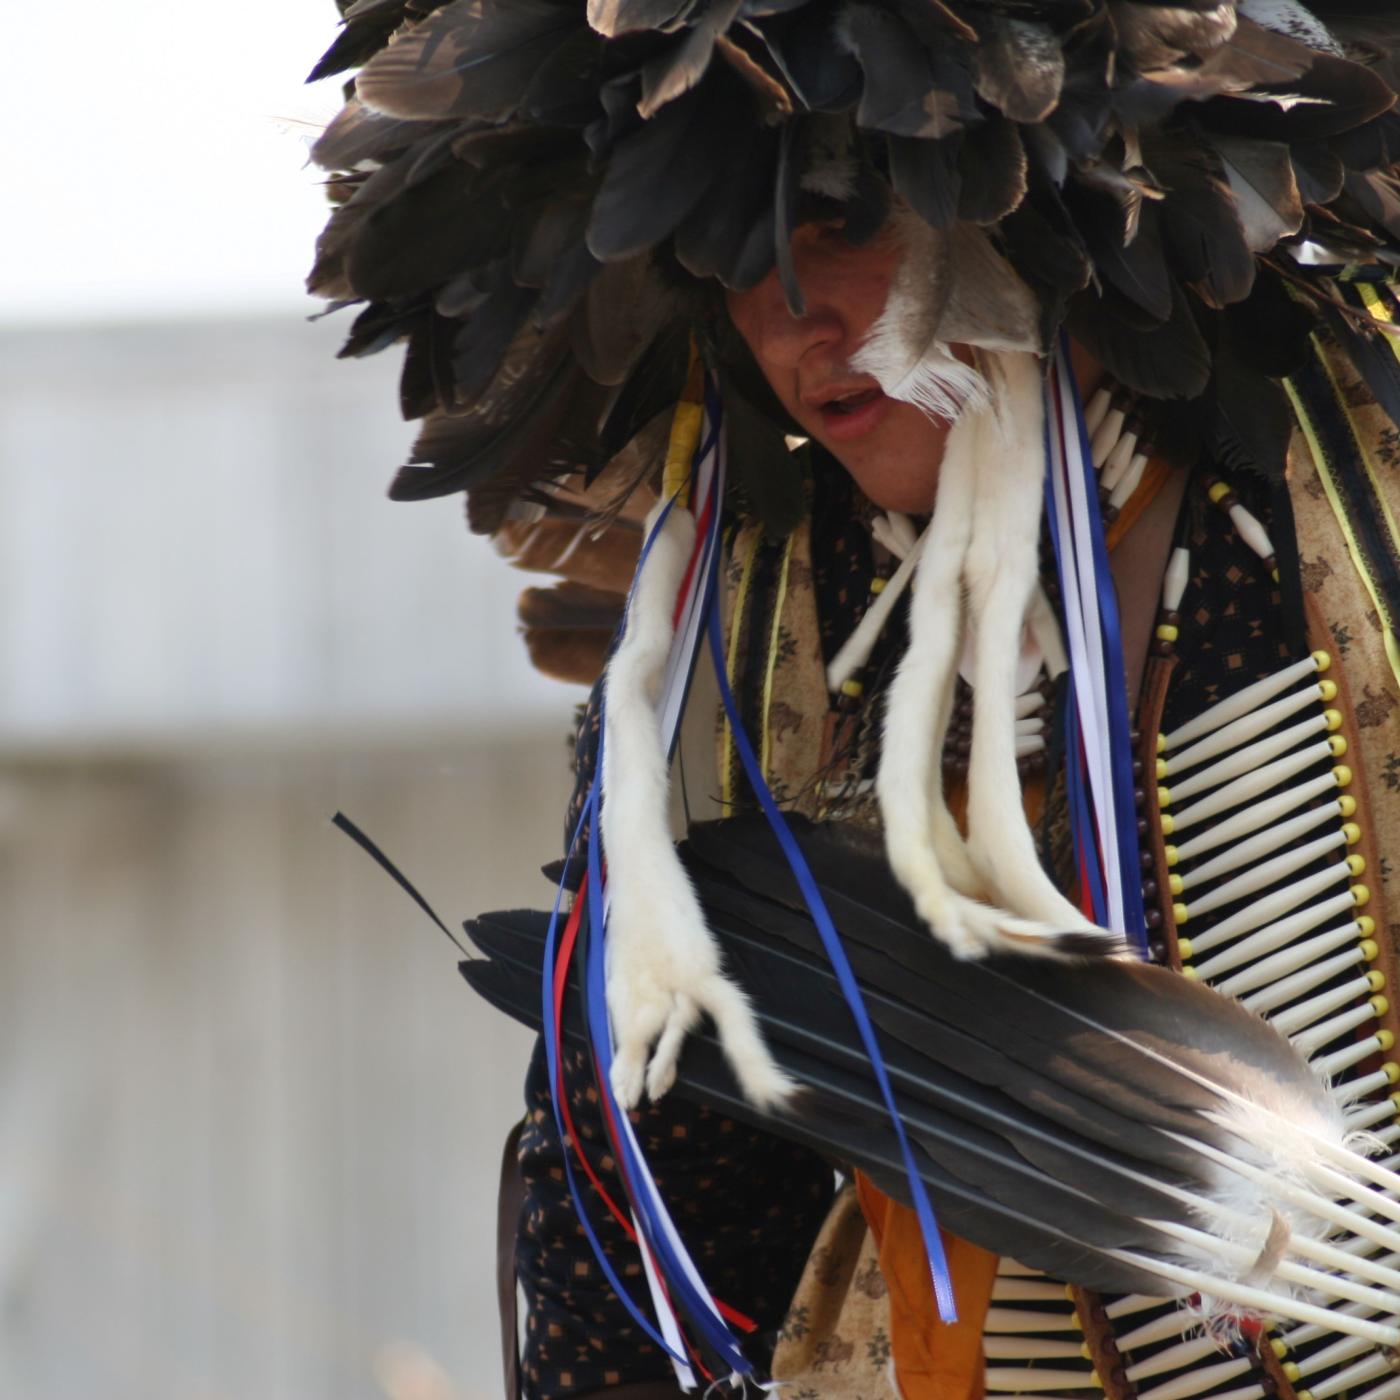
[956,117,1028,225]
[889,133,962,230]
[1064,280,1211,398]
[355,0,579,123]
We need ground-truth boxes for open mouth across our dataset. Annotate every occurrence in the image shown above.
[814,384,889,440]
[821,387,883,415]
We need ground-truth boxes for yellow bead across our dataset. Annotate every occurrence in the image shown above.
[1358,915,1376,938]
[1368,969,1387,993]
[1372,995,1390,1018]
[1362,939,1379,961]
[1173,902,1189,925]
[1329,734,1348,758]
[1160,813,1174,836]
[869,577,887,595]
[1379,1029,1395,1052]
[1324,708,1343,733]
[841,679,863,698]
[1209,480,1232,504]
[1334,764,1353,788]
[1164,844,1178,866]
[1271,1338,1290,1360]
[1156,758,1168,779]
[1353,883,1372,907]
[1319,679,1338,702]
[1156,733,1165,754]
[1313,649,1332,673]
[1169,873,1183,896]
[1155,623,1179,642]
[1283,1363,1302,1383]
[1348,853,1367,877]
[1157,785,1171,807]
[1339,793,1357,817]
[1383,1062,1399,1085]
[1178,937,1193,959]
[1342,822,1362,845]
[1180,964,1198,979]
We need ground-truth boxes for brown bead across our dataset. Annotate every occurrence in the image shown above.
[1145,908,1162,929]
[1137,817,1149,837]
[1142,879,1158,900]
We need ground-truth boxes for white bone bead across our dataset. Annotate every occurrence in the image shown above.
[1281,1298,1380,1348]
[1135,1356,1252,1400]
[1016,734,1046,758]
[1162,654,1323,751]
[1333,1065,1397,1104]
[1294,1000,1386,1058]
[1126,1335,1221,1381]
[1317,1033,1392,1079]
[1109,452,1151,511]
[1247,946,1372,1018]
[1350,1097,1400,1130]
[1373,1120,1400,1146]
[984,1308,1080,1333]
[1195,1390,1263,1400]
[992,1278,1071,1302]
[1303,1350,1391,1399]
[1165,713,1332,803]
[1100,429,1140,492]
[1183,830,1347,919]
[984,1368,1099,1392]
[1117,1309,1202,1352]
[1163,547,1190,613]
[1165,684,1329,778]
[1179,801,1343,892]
[1091,406,1127,467]
[1183,859,1354,953]
[1083,385,1114,437]
[1106,1294,1167,1319]
[1355,1379,1400,1400]
[1227,502,1274,563]
[984,1337,1087,1360]
[1168,740,1337,833]
[1293,1332,1373,1375]
[1210,920,1366,995]
[1173,773,1340,862]
[1016,716,1044,737]
[1190,892,1357,974]
[1275,971,1384,1037]
[885,511,918,558]
[1015,691,1046,720]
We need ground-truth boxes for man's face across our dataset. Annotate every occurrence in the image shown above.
[724,220,954,514]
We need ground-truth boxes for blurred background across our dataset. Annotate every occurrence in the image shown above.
[1,4,577,1395]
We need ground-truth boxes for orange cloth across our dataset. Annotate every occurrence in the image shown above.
[855,1172,1001,1400]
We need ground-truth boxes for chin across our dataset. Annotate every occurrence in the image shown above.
[820,405,947,514]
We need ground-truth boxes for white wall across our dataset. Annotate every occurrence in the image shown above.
[0,317,573,750]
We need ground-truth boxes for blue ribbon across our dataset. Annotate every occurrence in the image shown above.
[1044,343,1148,956]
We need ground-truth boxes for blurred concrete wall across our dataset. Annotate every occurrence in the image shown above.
[0,316,581,1399]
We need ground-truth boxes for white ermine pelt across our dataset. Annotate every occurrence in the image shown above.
[601,500,794,1109]
[962,353,1103,936]
[879,350,1119,959]
[877,393,1016,957]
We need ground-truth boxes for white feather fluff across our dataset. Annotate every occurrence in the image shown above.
[600,500,793,1110]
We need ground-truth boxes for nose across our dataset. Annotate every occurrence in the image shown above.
[727,269,845,375]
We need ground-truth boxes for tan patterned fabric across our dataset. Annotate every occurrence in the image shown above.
[770,1186,899,1400]
[1288,342,1400,965]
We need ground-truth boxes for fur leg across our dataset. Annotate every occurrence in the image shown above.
[602,501,795,1109]
[963,354,1116,948]
[878,405,1013,957]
